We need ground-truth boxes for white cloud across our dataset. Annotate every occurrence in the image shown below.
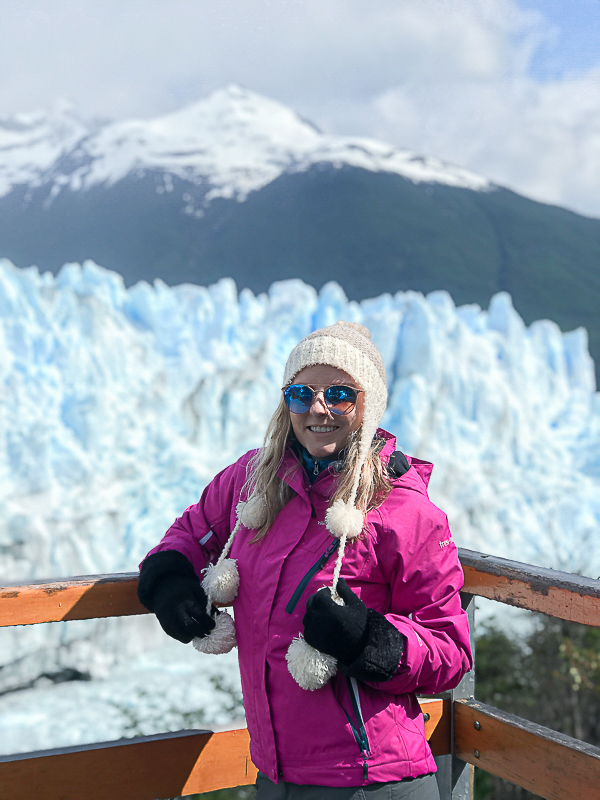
[1,0,600,215]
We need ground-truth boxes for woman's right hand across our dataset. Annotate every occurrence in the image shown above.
[151,574,216,643]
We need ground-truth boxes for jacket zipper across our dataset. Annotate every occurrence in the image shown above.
[345,677,371,780]
[285,537,340,614]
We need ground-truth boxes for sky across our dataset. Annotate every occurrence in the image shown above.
[1,0,600,217]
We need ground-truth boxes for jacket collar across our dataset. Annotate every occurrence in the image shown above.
[276,428,434,499]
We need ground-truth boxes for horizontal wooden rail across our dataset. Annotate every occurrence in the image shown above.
[2,551,599,628]
[0,700,448,800]
[0,728,255,800]
[459,548,600,626]
[0,572,146,626]
[454,699,600,800]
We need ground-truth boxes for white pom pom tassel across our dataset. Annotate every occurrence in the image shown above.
[201,559,240,604]
[325,499,364,540]
[286,635,338,691]
[193,611,237,654]
[239,494,268,530]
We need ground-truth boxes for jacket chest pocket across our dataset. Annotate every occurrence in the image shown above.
[285,538,341,614]
[285,527,376,615]
[327,525,375,583]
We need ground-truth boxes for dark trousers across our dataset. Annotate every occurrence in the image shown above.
[255,771,440,799]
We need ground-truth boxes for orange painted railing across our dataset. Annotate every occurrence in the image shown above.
[1,549,599,800]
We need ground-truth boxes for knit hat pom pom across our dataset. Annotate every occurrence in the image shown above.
[238,494,267,530]
[193,610,237,654]
[325,499,364,540]
[201,559,240,604]
[286,635,338,691]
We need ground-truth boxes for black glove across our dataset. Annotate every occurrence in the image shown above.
[152,573,216,643]
[303,578,369,664]
[137,550,216,644]
[303,577,406,682]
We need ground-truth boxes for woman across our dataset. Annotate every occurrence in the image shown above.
[137,321,472,799]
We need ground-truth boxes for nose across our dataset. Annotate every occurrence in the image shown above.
[309,390,332,416]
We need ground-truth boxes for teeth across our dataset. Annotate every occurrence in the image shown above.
[310,426,337,432]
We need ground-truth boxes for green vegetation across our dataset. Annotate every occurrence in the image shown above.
[474,615,600,800]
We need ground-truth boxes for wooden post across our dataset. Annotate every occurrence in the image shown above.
[435,592,475,800]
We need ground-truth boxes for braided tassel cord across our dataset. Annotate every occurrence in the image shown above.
[193,503,245,655]
[286,475,366,690]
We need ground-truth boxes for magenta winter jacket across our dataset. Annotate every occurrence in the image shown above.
[144,429,472,787]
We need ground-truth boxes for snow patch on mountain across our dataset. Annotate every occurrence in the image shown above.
[0,85,491,203]
[0,100,89,199]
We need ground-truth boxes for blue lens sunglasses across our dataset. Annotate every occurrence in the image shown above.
[283,384,363,416]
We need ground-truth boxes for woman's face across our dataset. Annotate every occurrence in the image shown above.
[288,365,364,459]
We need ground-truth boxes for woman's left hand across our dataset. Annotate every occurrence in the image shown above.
[303,578,369,664]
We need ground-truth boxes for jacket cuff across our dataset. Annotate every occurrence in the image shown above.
[339,609,405,682]
[137,550,198,611]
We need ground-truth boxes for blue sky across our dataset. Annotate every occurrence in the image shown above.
[1,0,600,216]
[523,0,600,78]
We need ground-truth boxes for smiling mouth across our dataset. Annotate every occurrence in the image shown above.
[308,426,338,433]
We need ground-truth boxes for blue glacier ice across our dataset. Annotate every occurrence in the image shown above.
[0,257,598,754]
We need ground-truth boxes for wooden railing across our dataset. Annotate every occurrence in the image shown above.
[1,549,599,799]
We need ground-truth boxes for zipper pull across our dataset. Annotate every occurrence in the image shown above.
[311,503,316,518]
[314,461,319,476]
[362,758,368,781]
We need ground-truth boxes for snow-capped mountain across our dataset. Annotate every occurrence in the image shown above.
[2,85,599,386]
[0,85,489,203]
[0,257,598,754]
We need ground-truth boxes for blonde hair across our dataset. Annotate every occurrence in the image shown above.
[244,397,392,541]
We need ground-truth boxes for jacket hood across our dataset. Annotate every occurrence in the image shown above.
[376,429,433,496]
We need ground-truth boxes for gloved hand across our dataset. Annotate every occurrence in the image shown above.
[137,550,216,644]
[303,578,369,664]
[152,574,216,643]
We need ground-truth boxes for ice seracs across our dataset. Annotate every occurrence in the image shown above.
[0,257,598,755]
[0,257,597,588]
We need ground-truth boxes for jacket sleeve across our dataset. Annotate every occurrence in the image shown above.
[369,502,473,696]
[139,457,245,580]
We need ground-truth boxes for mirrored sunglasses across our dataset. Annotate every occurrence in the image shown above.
[283,384,363,416]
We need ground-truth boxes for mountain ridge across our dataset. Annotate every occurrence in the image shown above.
[0,84,490,203]
[1,85,598,381]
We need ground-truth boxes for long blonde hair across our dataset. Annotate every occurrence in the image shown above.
[244,397,392,540]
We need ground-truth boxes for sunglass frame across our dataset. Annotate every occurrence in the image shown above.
[282,383,364,416]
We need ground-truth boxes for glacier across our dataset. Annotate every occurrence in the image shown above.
[0,257,598,755]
